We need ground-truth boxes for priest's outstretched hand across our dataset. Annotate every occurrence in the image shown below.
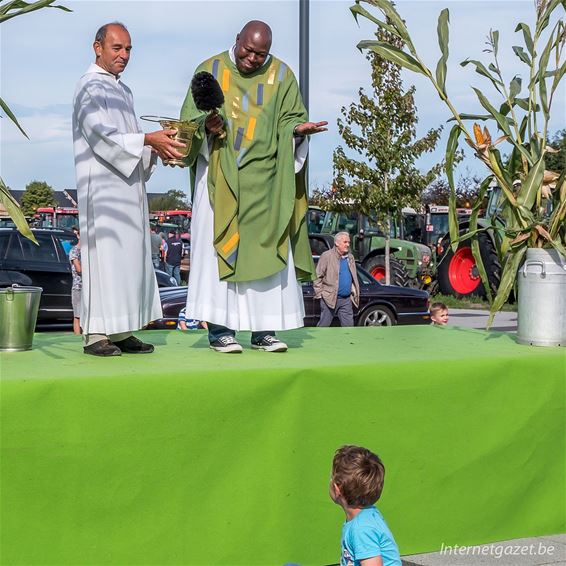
[294,121,328,136]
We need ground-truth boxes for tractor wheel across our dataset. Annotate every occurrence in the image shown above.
[363,256,410,287]
[437,233,500,298]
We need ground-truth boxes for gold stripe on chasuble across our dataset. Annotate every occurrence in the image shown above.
[267,67,276,85]
[231,97,240,120]
[222,69,230,92]
[246,117,256,140]
[222,232,240,255]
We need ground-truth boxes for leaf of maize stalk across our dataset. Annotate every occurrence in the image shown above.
[349,4,402,39]
[0,0,71,23]
[446,124,461,252]
[361,0,417,55]
[486,247,527,329]
[515,23,534,56]
[517,154,545,210]
[461,59,504,92]
[0,97,29,138]
[0,178,37,244]
[472,87,534,166]
[537,0,562,34]
[509,75,522,100]
[435,8,449,95]
[512,45,531,66]
[490,29,500,57]
[472,234,493,304]
[357,41,426,75]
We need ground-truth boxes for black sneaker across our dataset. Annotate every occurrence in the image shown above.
[113,336,154,354]
[251,335,288,352]
[210,336,243,353]
[84,339,122,357]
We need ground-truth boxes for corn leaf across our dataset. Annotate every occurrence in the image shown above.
[512,45,532,66]
[361,0,417,55]
[0,97,29,138]
[446,124,461,251]
[486,247,527,328]
[350,4,402,39]
[0,0,71,23]
[357,41,426,75]
[517,154,545,210]
[473,87,534,166]
[470,176,495,303]
[515,23,534,56]
[435,8,449,95]
[509,75,522,100]
[461,59,504,93]
[537,0,563,34]
[0,177,37,243]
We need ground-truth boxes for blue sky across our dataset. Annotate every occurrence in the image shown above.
[1,0,564,198]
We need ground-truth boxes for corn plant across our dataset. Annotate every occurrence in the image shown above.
[351,0,565,326]
[0,0,71,242]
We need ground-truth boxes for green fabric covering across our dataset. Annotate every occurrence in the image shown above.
[1,326,564,565]
[180,51,314,283]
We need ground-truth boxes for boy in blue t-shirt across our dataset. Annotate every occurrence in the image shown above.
[330,445,401,566]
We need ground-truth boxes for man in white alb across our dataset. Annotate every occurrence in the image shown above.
[73,22,185,356]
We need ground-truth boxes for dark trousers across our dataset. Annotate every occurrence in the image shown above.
[318,297,354,327]
[208,323,273,344]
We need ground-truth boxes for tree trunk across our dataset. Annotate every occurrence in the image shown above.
[385,215,391,286]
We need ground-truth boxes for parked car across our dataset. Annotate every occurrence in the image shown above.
[0,228,177,325]
[146,262,431,329]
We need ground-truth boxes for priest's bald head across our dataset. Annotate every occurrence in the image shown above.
[234,20,272,75]
[93,22,131,77]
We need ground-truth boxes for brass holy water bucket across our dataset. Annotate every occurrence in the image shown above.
[140,116,200,167]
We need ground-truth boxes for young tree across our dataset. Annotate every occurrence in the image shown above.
[331,27,442,283]
[149,189,190,212]
[20,180,56,216]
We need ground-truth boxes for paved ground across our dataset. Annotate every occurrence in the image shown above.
[449,308,518,333]
[402,534,566,565]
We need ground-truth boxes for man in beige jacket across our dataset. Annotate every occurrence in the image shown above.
[313,232,360,326]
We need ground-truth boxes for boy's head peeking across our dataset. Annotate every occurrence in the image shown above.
[331,445,385,508]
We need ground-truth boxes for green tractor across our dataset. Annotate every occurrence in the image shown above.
[308,207,433,288]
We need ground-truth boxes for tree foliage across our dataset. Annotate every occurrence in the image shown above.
[149,189,190,212]
[20,180,56,216]
[546,129,565,173]
[422,173,483,207]
[330,27,443,217]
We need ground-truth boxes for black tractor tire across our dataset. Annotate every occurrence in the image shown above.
[363,255,410,287]
[437,232,501,298]
[357,305,396,327]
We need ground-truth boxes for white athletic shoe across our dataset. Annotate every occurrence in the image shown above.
[251,335,288,352]
[209,336,243,353]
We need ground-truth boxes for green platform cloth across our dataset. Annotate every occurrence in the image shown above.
[1,327,565,565]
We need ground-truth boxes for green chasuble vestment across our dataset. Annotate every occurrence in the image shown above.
[180,51,315,283]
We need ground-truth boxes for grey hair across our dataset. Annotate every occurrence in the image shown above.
[95,22,128,44]
[334,231,350,243]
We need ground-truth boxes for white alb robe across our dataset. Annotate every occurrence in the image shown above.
[72,64,161,335]
[186,134,309,332]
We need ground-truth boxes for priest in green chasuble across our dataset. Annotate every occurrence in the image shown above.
[181,20,327,353]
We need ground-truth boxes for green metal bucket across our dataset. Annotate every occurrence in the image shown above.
[0,285,43,351]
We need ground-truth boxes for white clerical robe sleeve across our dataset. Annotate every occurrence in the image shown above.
[142,148,157,181]
[293,135,308,173]
[75,88,145,179]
